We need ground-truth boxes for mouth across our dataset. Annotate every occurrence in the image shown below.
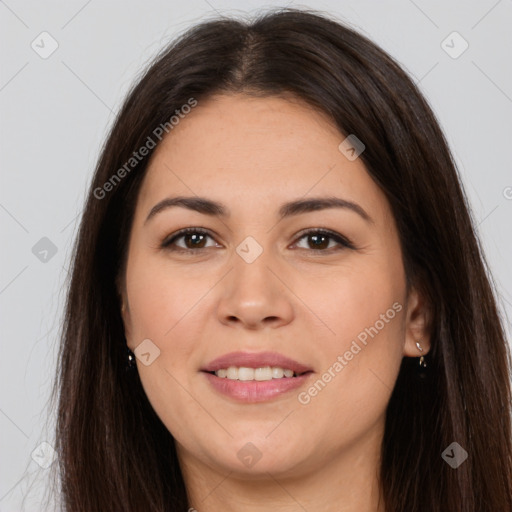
[200,351,314,402]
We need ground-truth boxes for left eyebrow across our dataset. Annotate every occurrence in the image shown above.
[144,195,374,224]
[278,197,373,224]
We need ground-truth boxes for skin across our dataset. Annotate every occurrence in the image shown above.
[120,93,430,512]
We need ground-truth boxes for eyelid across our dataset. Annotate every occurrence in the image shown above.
[161,227,355,252]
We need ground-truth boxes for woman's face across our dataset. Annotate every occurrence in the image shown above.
[121,93,429,480]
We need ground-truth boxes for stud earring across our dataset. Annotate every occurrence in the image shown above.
[125,346,136,371]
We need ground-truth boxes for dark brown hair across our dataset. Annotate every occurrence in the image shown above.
[48,7,512,511]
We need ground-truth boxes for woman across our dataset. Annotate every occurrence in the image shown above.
[49,7,512,511]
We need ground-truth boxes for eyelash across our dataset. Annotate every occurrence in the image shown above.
[160,227,356,254]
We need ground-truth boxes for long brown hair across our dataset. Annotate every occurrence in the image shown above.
[48,7,512,511]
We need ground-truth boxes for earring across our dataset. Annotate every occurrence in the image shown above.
[125,346,136,371]
[415,340,428,380]
[416,341,427,368]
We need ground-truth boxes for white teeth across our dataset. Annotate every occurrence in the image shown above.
[254,367,272,381]
[272,367,284,378]
[238,367,255,381]
[226,366,238,379]
[213,366,298,380]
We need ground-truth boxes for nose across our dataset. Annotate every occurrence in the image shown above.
[215,249,295,330]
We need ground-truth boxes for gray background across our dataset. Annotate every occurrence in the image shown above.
[1,0,511,510]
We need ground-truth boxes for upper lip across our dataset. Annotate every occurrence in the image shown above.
[201,351,313,374]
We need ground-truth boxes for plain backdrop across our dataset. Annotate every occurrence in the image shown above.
[1,0,511,510]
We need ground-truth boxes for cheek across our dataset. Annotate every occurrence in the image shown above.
[297,254,406,434]
[310,252,405,346]
[124,249,217,409]
[124,253,216,439]
[126,248,209,343]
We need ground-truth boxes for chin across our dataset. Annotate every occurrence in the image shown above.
[198,435,314,478]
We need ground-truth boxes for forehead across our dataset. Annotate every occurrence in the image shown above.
[136,93,390,223]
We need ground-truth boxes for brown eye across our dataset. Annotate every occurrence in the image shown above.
[293,229,355,251]
[161,228,217,252]
[181,232,208,249]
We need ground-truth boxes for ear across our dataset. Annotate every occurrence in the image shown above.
[402,286,431,357]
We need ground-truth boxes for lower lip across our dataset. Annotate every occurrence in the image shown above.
[202,371,313,403]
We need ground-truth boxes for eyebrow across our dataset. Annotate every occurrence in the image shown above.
[144,195,373,224]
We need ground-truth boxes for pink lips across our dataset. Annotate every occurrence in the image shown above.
[201,351,314,403]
